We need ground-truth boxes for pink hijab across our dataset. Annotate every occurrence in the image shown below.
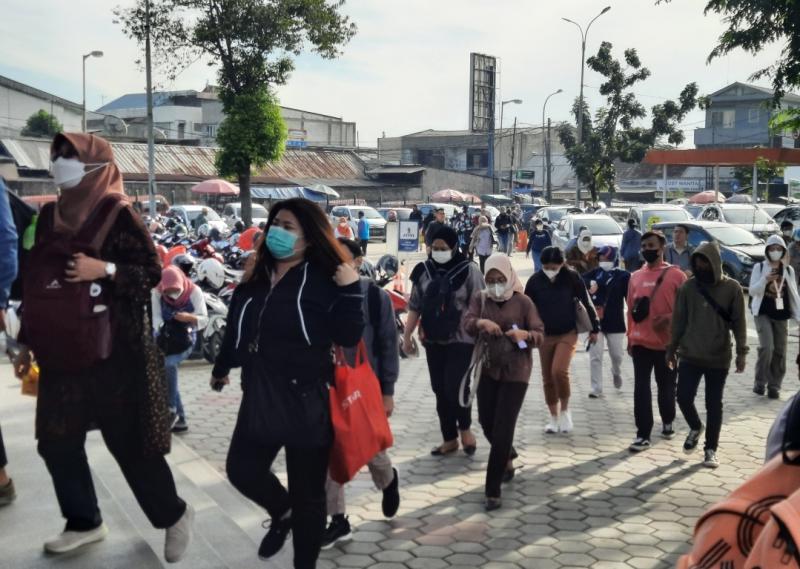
[484,253,524,301]
[158,266,195,308]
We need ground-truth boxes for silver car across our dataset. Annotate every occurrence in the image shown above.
[697,203,779,240]
[551,214,624,251]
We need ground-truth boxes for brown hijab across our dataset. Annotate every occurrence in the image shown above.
[51,133,126,235]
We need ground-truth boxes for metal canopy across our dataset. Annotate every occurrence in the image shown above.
[644,148,800,166]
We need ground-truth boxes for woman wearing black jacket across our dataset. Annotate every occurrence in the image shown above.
[524,246,599,435]
[210,199,363,569]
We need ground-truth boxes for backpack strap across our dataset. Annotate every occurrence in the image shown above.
[694,281,733,324]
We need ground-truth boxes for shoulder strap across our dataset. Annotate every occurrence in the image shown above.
[694,281,733,324]
[78,194,129,251]
[650,266,672,299]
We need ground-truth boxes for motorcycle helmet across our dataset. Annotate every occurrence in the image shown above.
[196,258,226,289]
[171,254,196,277]
[359,258,375,279]
[165,217,178,230]
[209,227,222,242]
[376,254,399,279]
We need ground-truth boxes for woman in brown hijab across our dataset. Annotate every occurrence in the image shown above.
[14,133,193,562]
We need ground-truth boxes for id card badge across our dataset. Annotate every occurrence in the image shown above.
[776,297,785,311]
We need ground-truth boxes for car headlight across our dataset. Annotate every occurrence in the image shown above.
[735,252,754,265]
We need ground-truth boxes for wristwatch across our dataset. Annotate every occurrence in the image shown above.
[105,262,117,279]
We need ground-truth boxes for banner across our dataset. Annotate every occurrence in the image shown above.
[399,221,419,252]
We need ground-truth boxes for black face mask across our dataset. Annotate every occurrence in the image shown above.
[642,249,660,264]
[695,268,714,284]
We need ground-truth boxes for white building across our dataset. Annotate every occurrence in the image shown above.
[0,75,83,137]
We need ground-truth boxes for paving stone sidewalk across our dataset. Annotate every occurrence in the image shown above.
[174,253,797,568]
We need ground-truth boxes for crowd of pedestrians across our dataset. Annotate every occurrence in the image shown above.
[2,132,799,569]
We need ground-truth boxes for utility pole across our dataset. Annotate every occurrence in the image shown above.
[541,88,562,202]
[145,0,157,218]
[509,117,518,197]
[546,118,553,203]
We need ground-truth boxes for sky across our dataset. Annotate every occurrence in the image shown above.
[0,0,787,149]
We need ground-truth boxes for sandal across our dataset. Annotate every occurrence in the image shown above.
[430,442,458,456]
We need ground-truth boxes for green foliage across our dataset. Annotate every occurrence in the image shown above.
[733,156,786,187]
[215,88,287,178]
[557,42,698,202]
[21,110,63,138]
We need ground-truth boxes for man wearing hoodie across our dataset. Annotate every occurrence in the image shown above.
[668,242,748,469]
[526,219,551,272]
[749,234,800,399]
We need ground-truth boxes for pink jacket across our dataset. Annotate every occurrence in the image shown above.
[626,261,686,350]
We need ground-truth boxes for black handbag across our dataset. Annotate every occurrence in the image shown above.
[157,318,193,355]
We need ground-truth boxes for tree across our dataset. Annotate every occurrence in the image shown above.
[658,0,800,132]
[115,0,356,225]
[21,110,63,138]
[733,156,786,195]
[557,42,698,202]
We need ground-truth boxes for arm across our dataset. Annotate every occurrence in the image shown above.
[328,280,365,347]
[0,184,18,307]
[188,286,209,330]
[731,284,749,358]
[376,288,399,395]
[749,262,768,297]
[525,298,545,345]
[151,289,164,332]
[211,289,245,378]
[668,284,687,354]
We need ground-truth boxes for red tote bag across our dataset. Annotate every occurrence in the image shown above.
[329,342,394,484]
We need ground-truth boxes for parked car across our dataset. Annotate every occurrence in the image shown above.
[772,206,800,232]
[595,207,629,228]
[627,204,692,231]
[222,202,269,228]
[467,204,501,221]
[551,214,624,251]
[519,203,546,226]
[759,203,787,220]
[329,205,388,242]
[697,203,779,240]
[376,207,413,222]
[418,203,460,220]
[535,206,583,225]
[167,205,227,233]
[652,220,766,288]
[683,204,704,219]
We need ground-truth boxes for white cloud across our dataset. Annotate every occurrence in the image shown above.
[0,0,786,147]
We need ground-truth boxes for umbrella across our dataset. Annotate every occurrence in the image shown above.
[191,179,239,195]
[688,190,726,204]
[460,193,482,204]
[431,189,467,202]
[726,194,752,203]
[304,183,340,198]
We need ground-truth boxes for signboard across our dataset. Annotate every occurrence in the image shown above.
[398,221,419,252]
[517,170,535,180]
[286,140,308,149]
[469,53,497,133]
[654,179,705,191]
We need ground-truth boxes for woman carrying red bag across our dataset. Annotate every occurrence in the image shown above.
[210,199,363,569]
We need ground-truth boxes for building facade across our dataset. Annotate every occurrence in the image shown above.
[0,75,83,137]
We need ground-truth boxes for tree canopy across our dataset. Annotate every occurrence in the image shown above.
[21,110,63,138]
[557,42,698,202]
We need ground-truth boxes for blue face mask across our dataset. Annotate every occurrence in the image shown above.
[266,225,300,259]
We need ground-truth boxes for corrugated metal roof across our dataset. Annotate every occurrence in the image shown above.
[365,166,425,175]
[112,143,218,178]
[0,138,51,171]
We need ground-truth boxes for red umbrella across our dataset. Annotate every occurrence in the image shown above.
[688,190,726,204]
[461,193,482,204]
[191,179,240,195]
[431,188,466,202]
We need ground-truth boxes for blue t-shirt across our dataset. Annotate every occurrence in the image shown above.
[358,219,370,240]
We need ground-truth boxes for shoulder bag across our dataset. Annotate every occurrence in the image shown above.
[630,267,671,324]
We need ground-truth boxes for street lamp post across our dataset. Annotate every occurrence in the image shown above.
[563,6,610,206]
[82,50,104,132]
[541,89,563,204]
[498,98,522,195]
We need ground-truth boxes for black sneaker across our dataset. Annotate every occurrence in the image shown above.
[382,468,400,518]
[661,423,675,440]
[768,388,781,400]
[320,515,351,550]
[753,385,766,396]
[258,515,291,560]
[629,438,651,453]
[171,418,189,434]
[683,426,705,453]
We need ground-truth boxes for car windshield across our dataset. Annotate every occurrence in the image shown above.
[352,208,383,219]
[602,210,628,224]
[232,204,268,218]
[186,209,221,222]
[705,226,764,246]
[571,218,623,236]
[760,205,783,218]
[642,209,690,227]
[546,209,568,222]
[723,207,773,225]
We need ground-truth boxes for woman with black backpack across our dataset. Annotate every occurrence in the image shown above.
[402,226,485,456]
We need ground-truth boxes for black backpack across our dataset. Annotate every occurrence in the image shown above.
[6,188,35,301]
[420,261,470,342]
[157,318,194,356]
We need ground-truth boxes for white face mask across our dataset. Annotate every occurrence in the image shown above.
[769,250,784,262]
[488,282,507,300]
[599,261,614,271]
[432,250,452,264]
[51,157,107,189]
[543,269,559,280]
[166,291,182,300]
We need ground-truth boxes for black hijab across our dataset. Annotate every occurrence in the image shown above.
[411,225,470,288]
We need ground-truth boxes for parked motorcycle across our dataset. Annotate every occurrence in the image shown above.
[374,255,418,358]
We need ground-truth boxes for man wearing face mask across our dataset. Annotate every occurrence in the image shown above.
[583,246,630,398]
[627,231,687,453]
[526,219,551,272]
[668,242,748,469]
[749,235,800,400]
[781,220,794,246]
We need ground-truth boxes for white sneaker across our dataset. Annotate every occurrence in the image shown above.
[44,523,109,554]
[559,411,574,434]
[165,504,194,563]
[544,415,559,434]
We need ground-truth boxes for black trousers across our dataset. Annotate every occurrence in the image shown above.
[677,361,728,451]
[359,239,368,255]
[478,255,489,273]
[0,424,6,470]
[631,346,677,440]
[226,423,330,569]
[477,378,526,498]
[37,423,186,532]
[424,342,474,441]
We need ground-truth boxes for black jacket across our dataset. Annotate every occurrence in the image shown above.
[524,266,599,336]
[212,261,364,383]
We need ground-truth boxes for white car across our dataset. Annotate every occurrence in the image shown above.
[697,203,779,241]
[329,205,388,242]
[167,205,227,233]
[552,214,624,251]
[222,202,269,228]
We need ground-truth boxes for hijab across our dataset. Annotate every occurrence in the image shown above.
[411,225,469,288]
[577,228,593,255]
[484,252,523,301]
[51,133,125,236]
[158,265,195,308]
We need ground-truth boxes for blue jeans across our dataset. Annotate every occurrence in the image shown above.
[165,347,193,420]
[497,233,510,255]
[531,250,542,272]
